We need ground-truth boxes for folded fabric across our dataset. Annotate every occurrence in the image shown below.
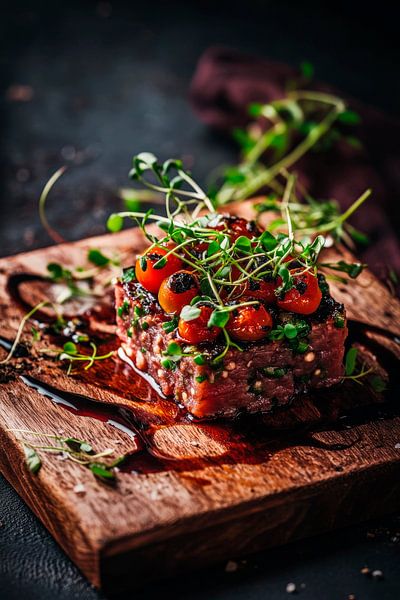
[190,47,400,287]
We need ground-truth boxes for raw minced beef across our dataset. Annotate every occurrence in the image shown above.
[115,277,347,419]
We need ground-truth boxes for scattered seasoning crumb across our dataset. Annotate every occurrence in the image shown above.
[372,570,384,580]
[304,351,315,363]
[73,483,86,495]
[395,443,400,449]
[366,531,376,539]
[222,370,229,378]
[226,361,236,371]
[348,594,356,600]
[361,566,371,576]
[225,560,238,573]
[190,441,200,447]
[286,582,296,594]
[56,452,69,461]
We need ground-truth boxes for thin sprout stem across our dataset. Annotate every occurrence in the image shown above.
[234,96,345,200]
[39,166,67,244]
[0,301,50,364]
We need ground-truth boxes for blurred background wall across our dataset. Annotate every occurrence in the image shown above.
[0,0,398,256]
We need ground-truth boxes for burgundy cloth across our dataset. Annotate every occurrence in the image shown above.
[190,47,400,286]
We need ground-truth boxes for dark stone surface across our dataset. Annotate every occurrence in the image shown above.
[0,1,399,599]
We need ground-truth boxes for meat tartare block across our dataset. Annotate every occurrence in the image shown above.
[114,213,348,419]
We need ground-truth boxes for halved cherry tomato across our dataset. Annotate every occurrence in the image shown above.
[226,304,273,342]
[242,279,276,304]
[158,270,199,314]
[277,269,322,315]
[178,305,220,344]
[135,246,182,295]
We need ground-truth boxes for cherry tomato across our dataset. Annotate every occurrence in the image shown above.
[215,216,259,241]
[178,305,220,344]
[226,304,273,342]
[277,269,322,315]
[242,279,276,304]
[158,270,199,314]
[135,246,182,295]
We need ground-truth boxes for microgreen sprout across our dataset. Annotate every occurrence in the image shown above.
[342,347,374,385]
[59,342,114,375]
[0,301,50,365]
[107,153,370,362]
[10,429,124,484]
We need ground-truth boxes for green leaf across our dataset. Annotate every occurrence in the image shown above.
[345,347,358,376]
[208,309,230,328]
[370,375,387,393]
[180,305,201,322]
[47,262,64,280]
[195,375,207,383]
[337,110,361,125]
[107,214,124,233]
[300,60,314,79]
[345,136,363,149]
[153,257,167,270]
[161,358,175,370]
[64,437,92,452]
[80,442,93,454]
[63,341,77,355]
[207,240,220,257]
[224,167,246,184]
[259,230,278,251]
[87,248,110,267]
[348,227,369,246]
[162,316,178,333]
[199,278,213,296]
[194,354,205,366]
[296,340,309,354]
[276,264,292,293]
[162,158,183,174]
[232,128,256,152]
[24,445,42,474]
[322,260,365,279]
[122,267,136,283]
[165,341,182,356]
[123,198,141,211]
[89,463,116,483]
[248,102,263,117]
[235,236,252,253]
[139,256,147,271]
[283,323,298,339]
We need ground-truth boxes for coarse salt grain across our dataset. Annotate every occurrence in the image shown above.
[304,352,315,362]
[286,582,296,593]
[226,362,236,371]
[73,483,86,495]
[372,570,383,580]
[222,370,229,378]
[225,560,238,573]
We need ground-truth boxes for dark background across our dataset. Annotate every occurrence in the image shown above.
[0,1,399,599]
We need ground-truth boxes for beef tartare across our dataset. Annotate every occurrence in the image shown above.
[114,209,347,418]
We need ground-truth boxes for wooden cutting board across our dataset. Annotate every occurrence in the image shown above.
[0,201,399,593]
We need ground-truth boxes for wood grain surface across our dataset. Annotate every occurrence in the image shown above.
[0,200,399,592]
